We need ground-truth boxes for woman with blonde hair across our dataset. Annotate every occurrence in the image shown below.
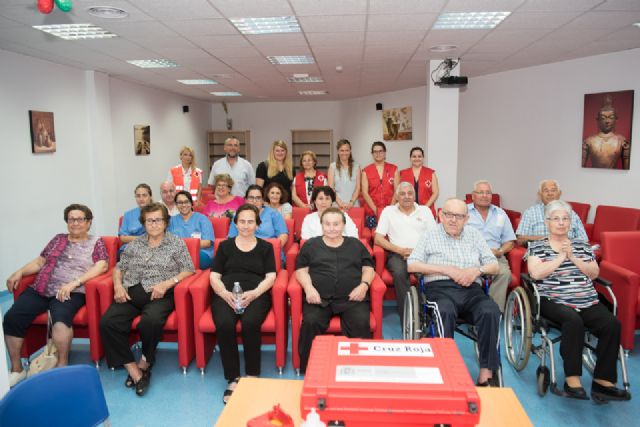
[255,140,294,201]
[328,139,361,210]
[291,151,327,209]
[168,146,203,203]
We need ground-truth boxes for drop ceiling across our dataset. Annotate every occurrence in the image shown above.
[0,0,638,102]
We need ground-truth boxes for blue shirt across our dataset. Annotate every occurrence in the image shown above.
[516,203,587,241]
[168,212,215,258]
[467,204,516,249]
[119,207,144,237]
[228,206,288,240]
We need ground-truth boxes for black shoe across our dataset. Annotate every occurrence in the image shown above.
[135,370,151,396]
[564,382,589,400]
[591,381,631,402]
[476,381,489,387]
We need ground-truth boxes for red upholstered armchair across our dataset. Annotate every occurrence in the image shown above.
[586,205,640,245]
[190,238,288,374]
[288,272,385,374]
[210,217,230,240]
[14,236,119,365]
[372,244,416,300]
[96,237,203,373]
[292,206,311,242]
[599,231,640,353]
[567,201,590,226]
[347,206,373,245]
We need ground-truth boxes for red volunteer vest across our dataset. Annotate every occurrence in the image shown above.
[400,166,436,216]
[294,171,327,205]
[363,162,397,217]
[170,165,202,201]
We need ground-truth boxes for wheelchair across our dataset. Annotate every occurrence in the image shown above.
[503,274,631,401]
[402,275,504,386]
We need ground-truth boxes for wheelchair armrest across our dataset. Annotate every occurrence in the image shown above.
[594,277,612,287]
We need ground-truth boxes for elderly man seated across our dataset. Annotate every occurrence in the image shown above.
[374,182,436,323]
[160,181,178,216]
[466,180,516,312]
[516,179,587,245]
[408,198,500,386]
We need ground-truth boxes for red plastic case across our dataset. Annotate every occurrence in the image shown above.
[301,336,481,427]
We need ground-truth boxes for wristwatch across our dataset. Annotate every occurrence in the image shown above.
[361,280,370,288]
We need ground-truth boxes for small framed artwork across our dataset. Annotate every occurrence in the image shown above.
[582,90,633,170]
[29,110,57,153]
[134,124,151,155]
[382,106,413,141]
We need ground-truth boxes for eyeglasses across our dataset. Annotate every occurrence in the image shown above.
[442,211,467,221]
[246,196,263,201]
[176,200,191,205]
[372,150,385,154]
[216,183,230,188]
[67,217,88,224]
[547,216,570,223]
[145,218,165,225]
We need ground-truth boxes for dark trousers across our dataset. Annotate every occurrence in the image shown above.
[299,300,371,373]
[3,287,85,337]
[425,280,501,371]
[387,252,411,322]
[540,298,620,382]
[211,293,271,381]
[100,284,174,367]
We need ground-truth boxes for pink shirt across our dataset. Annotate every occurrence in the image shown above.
[203,196,245,219]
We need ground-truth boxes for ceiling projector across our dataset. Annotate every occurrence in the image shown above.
[432,58,468,88]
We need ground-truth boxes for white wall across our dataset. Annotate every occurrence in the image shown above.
[0,49,211,289]
[458,48,640,219]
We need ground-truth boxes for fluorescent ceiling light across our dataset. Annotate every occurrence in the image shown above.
[267,55,314,65]
[230,16,301,34]
[177,79,218,85]
[127,59,179,68]
[299,90,328,96]
[210,92,242,97]
[32,24,117,40]
[433,12,511,29]
[430,44,457,53]
[288,76,324,83]
[87,6,129,19]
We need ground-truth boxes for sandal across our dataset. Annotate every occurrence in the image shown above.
[135,370,152,397]
[223,377,240,404]
[125,363,152,388]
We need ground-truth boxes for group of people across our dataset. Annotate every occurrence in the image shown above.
[3,136,630,405]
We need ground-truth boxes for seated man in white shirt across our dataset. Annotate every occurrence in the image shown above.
[301,186,358,240]
[374,182,436,323]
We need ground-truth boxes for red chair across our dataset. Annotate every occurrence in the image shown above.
[96,238,203,373]
[567,201,590,226]
[347,206,373,244]
[599,231,640,353]
[503,209,521,231]
[288,272,385,374]
[190,238,288,374]
[292,206,311,242]
[465,193,501,207]
[585,205,640,244]
[371,244,417,301]
[209,217,230,240]
[14,236,119,365]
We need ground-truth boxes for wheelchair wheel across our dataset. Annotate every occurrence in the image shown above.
[536,366,550,396]
[504,287,532,371]
[582,332,597,375]
[402,287,421,340]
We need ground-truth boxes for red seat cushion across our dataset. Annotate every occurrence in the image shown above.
[198,307,276,334]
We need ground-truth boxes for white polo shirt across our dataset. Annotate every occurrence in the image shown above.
[376,203,436,248]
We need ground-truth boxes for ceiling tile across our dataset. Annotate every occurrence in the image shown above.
[290,0,367,16]
[367,14,437,32]
[299,15,366,32]
[497,11,582,29]
[595,0,640,11]
[163,19,238,37]
[131,0,222,20]
[517,0,602,12]
[369,0,446,14]
[211,0,293,18]
[444,0,526,12]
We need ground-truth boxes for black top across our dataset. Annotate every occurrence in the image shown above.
[213,237,276,292]
[256,161,294,200]
[296,237,373,301]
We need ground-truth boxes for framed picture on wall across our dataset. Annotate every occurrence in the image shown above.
[29,110,57,154]
[382,106,412,141]
[582,90,633,170]
[134,124,151,155]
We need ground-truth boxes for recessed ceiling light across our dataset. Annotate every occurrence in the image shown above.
[230,16,301,34]
[177,79,218,85]
[210,92,242,97]
[430,44,458,53]
[87,6,129,19]
[433,12,511,29]
[288,76,324,83]
[267,55,314,65]
[299,90,328,96]
[32,24,117,40]
[633,22,640,28]
[127,59,179,68]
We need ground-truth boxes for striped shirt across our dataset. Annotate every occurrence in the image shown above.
[407,224,496,284]
[526,239,598,309]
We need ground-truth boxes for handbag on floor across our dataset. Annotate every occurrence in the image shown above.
[27,311,58,377]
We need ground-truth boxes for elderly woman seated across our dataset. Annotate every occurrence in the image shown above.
[296,207,374,373]
[300,186,358,240]
[3,204,109,387]
[210,204,277,403]
[527,199,630,402]
[168,191,215,269]
[100,203,194,396]
[203,174,244,219]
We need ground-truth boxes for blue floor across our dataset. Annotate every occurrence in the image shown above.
[2,292,639,426]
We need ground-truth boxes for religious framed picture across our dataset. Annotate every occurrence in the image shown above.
[134,124,151,155]
[382,106,413,141]
[582,90,633,170]
[29,110,57,154]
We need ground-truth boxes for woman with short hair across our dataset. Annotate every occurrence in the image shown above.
[291,150,327,209]
[169,191,215,269]
[203,173,245,219]
[301,186,358,240]
[264,182,292,220]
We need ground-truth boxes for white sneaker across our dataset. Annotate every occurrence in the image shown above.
[9,370,26,387]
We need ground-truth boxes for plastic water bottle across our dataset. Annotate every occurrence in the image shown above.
[232,282,244,314]
[301,408,326,427]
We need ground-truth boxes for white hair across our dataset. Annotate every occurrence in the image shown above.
[544,199,572,219]
[539,179,561,193]
[396,181,414,195]
[473,180,492,192]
